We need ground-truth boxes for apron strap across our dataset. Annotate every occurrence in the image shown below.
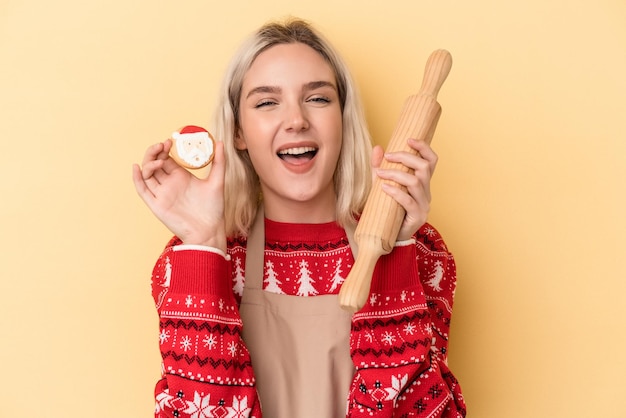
[244,207,266,290]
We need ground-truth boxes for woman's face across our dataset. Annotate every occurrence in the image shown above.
[236,42,343,222]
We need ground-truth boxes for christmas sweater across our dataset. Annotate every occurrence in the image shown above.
[151,219,466,417]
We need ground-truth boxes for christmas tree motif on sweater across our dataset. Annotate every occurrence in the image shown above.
[163,256,172,288]
[426,260,444,291]
[264,260,284,294]
[328,257,345,292]
[296,260,319,296]
[232,257,245,297]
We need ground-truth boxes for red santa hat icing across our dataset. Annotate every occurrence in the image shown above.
[171,125,210,142]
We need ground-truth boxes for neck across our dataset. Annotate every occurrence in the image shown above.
[261,192,337,224]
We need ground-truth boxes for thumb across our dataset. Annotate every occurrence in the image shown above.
[207,141,226,187]
[371,145,384,181]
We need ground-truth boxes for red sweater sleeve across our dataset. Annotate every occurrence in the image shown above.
[347,224,466,417]
[151,237,262,418]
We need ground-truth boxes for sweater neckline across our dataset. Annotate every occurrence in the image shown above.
[263,218,347,242]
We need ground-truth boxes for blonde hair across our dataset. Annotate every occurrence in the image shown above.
[214,18,372,237]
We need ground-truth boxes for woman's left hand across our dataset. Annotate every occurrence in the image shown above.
[371,138,438,241]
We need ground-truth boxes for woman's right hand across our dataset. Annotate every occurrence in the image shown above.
[132,139,227,252]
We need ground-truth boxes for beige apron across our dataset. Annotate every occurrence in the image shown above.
[239,210,357,418]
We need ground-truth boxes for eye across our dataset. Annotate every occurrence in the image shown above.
[307,96,330,104]
[254,99,277,108]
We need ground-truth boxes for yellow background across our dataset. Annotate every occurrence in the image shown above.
[1,0,624,416]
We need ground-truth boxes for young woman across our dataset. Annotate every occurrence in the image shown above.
[133,18,466,418]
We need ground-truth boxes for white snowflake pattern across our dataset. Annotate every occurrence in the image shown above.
[403,322,417,335]
[185,295,194,307]
[381,331,396,346]
[155,390,175,414]
[384,374,409,401]
[424,226,436,237]
[219,298,225,311]
[364,331,374,343]
[227,341,239,357]
[369,293,378,305]
[202,333,217,350]
[180,335,193,352]
[159,329,170,344]
[226,395,252,417]
[400,290,408,302]
[184,391,215,418]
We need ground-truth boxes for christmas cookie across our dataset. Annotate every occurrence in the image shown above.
[170,125,216,169]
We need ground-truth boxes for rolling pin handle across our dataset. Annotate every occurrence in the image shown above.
[419,49,453,99]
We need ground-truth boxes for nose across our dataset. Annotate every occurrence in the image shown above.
[284,103,309,132]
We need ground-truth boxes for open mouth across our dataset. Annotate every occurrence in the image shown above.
[277,146,318,164]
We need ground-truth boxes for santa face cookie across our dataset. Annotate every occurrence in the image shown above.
[170,125,216,169]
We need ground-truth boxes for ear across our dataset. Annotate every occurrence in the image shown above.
[234,129,248,150]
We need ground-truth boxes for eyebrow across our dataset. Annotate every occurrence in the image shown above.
[305,80,337,92]
[245,85,281,99]
[245,81,337,99]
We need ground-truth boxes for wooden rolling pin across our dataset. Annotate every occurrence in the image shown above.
[339,49,453,312]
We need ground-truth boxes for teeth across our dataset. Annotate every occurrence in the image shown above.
[278,147,316,155]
